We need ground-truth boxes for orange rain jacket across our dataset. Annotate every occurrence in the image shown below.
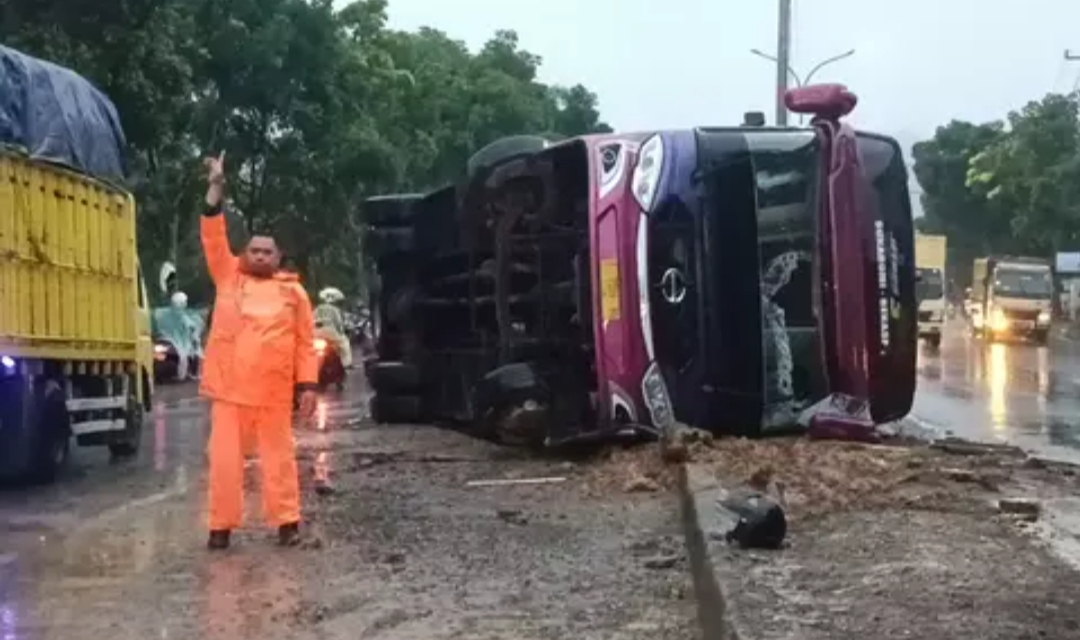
[199,207,318,407]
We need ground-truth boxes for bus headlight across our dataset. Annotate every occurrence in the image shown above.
[641,362,675,430]
[631,135,665,213]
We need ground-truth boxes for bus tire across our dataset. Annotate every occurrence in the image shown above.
[369,228,415,258]
[369,362,421,394]
[370,394,423,424]
[467,135,551,177]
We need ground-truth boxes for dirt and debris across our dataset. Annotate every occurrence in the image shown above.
[681,433,1079,520]
[689,433,1080,640]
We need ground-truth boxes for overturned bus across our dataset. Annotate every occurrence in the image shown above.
[361,85,917,446]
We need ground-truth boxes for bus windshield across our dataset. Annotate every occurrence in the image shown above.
[748,131,825,427]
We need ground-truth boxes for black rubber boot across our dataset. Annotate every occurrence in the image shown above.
[207,530,231,550]
[278,522,301,547]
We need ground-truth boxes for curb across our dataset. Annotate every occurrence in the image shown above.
[677,462,743,640]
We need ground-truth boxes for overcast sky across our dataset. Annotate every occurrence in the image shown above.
[355,0,1080,213]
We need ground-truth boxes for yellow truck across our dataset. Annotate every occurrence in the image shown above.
[915,234,947,348]
[0,45,153,482]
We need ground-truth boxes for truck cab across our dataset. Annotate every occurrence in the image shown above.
[915,234,947,349]
[971,256,1053,344]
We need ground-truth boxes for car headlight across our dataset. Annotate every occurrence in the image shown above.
[154,344,169,354]
[314,338,327,352]
[631,135,665,212]
[641,362,675,430]
[1038,310,1051,324]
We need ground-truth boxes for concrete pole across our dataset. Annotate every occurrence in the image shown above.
[775,0,792,126]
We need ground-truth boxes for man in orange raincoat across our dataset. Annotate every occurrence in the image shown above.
[200,152,318,550]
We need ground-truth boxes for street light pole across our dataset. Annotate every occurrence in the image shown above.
[775,0,792,126]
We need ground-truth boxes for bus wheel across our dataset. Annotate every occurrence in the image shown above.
[370,394,423,424]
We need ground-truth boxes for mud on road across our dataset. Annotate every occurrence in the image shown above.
[1,405,696,640]
[686,435,1080,640]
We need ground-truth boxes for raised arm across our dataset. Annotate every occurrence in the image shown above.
[201,152,238,283]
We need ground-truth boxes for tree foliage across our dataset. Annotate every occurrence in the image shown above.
[0,0,610,302]
[914,92,1080,277]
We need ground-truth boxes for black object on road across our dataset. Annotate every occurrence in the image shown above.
[718,491,787,550]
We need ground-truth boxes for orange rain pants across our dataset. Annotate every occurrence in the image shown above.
[207,402,299,529]
[199,208,318,530]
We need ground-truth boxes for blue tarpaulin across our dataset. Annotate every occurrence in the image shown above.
[0,44,126,182]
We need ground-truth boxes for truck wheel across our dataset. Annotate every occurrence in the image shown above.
[1034,330,1050,346]
[926,334,941,350]
[108,396,143,458]
[369,362,421,393]
[30,382,71,484]
[370,394,423,424]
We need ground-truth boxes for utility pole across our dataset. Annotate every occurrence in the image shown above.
[775,0,792,126]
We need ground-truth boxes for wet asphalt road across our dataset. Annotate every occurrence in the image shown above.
[0,382,694,640]
[911,319,1080,464]
[4,322,1080,638]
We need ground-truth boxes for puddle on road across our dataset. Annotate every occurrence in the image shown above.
[916,332,1080,459]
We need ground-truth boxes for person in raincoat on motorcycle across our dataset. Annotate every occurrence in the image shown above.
[314,287,353,369]
[199,151,318,550]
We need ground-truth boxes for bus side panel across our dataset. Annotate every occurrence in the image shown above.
[0,152,138,360]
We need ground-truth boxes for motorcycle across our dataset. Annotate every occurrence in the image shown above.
[314,328,346,391]
[153,338,200,383]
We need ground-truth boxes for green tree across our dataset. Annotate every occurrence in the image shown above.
[0,0,613,300]
[966,93,1080,254]
[912,120,1004,246]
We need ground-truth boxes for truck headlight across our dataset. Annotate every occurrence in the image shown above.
[640,362,675,430]
[990,308,1008,331]
[1038,310,1051,324]
[631,135,664,213]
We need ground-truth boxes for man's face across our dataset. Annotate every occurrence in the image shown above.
[241,235,281,277]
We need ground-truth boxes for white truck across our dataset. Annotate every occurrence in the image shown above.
[970,256,1053,345]
[916,234,947,349]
